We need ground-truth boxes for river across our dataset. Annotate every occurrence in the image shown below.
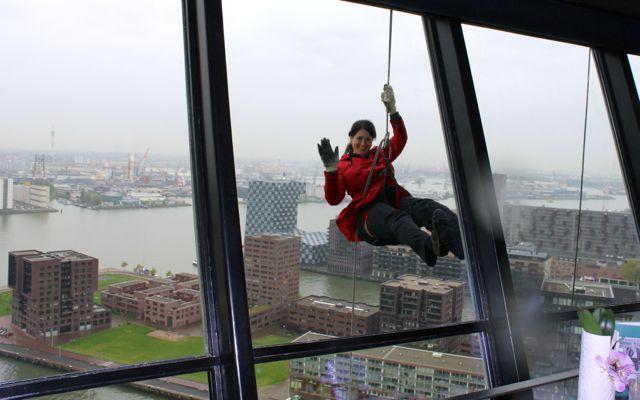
[0,357,165,399]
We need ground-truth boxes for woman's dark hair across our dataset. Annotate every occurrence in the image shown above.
[346,119,376,154]
[349,119,376,139]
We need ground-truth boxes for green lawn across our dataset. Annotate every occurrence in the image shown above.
[94,274,142,304]
[252,334,294,386]
[61,323,204,364]
[0,291,12,316]
[61,323,293,387]
[253,334,296,347]
[255,361,289,387]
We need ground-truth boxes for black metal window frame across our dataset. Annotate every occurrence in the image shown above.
[2,0,640,399]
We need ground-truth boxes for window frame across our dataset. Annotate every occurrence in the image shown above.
[1,0,640,399]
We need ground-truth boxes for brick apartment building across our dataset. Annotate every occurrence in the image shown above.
[244,235,300,319]
[287,295,379,336]
[101,272,201,329]
[379,275,465,353]
[289,332,487,399]
[379,274,464,332]
[8,250,111,340]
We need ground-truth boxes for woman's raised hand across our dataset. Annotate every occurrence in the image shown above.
[381,84,397,114]
[317,138,339,172]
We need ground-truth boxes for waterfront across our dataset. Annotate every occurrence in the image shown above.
[0,191,630,287]
[0,357,165,399]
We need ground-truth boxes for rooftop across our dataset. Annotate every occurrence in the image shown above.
[541,278,614,298]
[294,332,485,374]
[295,295,378,317]
[382,274,464,294]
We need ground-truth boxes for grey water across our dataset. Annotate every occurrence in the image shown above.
[0,357,166,399]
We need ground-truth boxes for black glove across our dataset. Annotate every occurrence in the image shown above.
[317,138,339,172]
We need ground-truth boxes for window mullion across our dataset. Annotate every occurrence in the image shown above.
[423,15,532,397]
[593,49,640,249]
[182,0,257,399]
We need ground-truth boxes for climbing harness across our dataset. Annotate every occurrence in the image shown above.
[570,49,592,307]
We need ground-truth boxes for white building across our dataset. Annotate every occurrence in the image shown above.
[0,178,13,209]
[13,184,49,208]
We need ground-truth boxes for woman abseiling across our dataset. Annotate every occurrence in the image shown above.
[317,84,464,266]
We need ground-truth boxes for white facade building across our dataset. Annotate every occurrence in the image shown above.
[0,178,13,209]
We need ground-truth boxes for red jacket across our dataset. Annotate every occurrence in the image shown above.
[324,114,411,242]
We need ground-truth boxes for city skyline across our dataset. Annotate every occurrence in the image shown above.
[2,0,640,173]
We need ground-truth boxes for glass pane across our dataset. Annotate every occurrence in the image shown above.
[0,0,207,385]
[534,378,578,400]
[257,334,487,399]
[464,25,640,393]
[464,26,640,316]
[629,55,640,95]
[0,357,202,399]
[223,0,478,355]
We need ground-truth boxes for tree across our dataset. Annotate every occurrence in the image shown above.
[622,259,640,291]
[121,261,128,269]
[150,267,157,277]
[134,264,144,275]
[165,270,173,278]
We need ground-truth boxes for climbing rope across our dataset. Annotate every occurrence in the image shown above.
[570,49,592,307]
[346,11,393,394]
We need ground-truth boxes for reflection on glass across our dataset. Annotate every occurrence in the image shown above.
[629,55,640,96]
[465,25,640,313]
[0,0,206,390]
[465,25,640,400]
[257,335,487,399]
[534,378,578,400]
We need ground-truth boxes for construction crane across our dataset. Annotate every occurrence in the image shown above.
[137,147,150,179]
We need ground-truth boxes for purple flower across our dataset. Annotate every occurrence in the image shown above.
[596,349,637,392]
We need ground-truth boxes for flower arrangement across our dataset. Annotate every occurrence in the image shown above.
[595,349,635,392]
[578,307,637,397]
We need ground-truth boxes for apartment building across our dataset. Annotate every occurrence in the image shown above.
[287,295,379,336]
[9,250,110,339]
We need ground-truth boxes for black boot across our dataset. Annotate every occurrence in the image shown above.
[439,208,465,260]
[431,209,450,257]
[413,235,437,267]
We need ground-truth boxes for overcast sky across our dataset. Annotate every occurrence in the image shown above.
[2,0,639,176]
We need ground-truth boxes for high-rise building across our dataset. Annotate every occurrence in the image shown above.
[503,204,640,258]
[244,180,305,236]
[0,178,14,210]
[293,228,328,266]
[507,244,550,304]
[8,250,111,340]
[243,235,300,317]
[287,295,379,336]
[327,219,373,278]
[289,332,487,399]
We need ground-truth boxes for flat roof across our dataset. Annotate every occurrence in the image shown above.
[294,332,484,375]
[146,295,178,304]
[541,278,614,298]
[111,280,146,288]
[382,274,463,294]
[295,295,378,317]
[9,250,42,256]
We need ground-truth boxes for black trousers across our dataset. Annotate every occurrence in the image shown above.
[356,197,464,265]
